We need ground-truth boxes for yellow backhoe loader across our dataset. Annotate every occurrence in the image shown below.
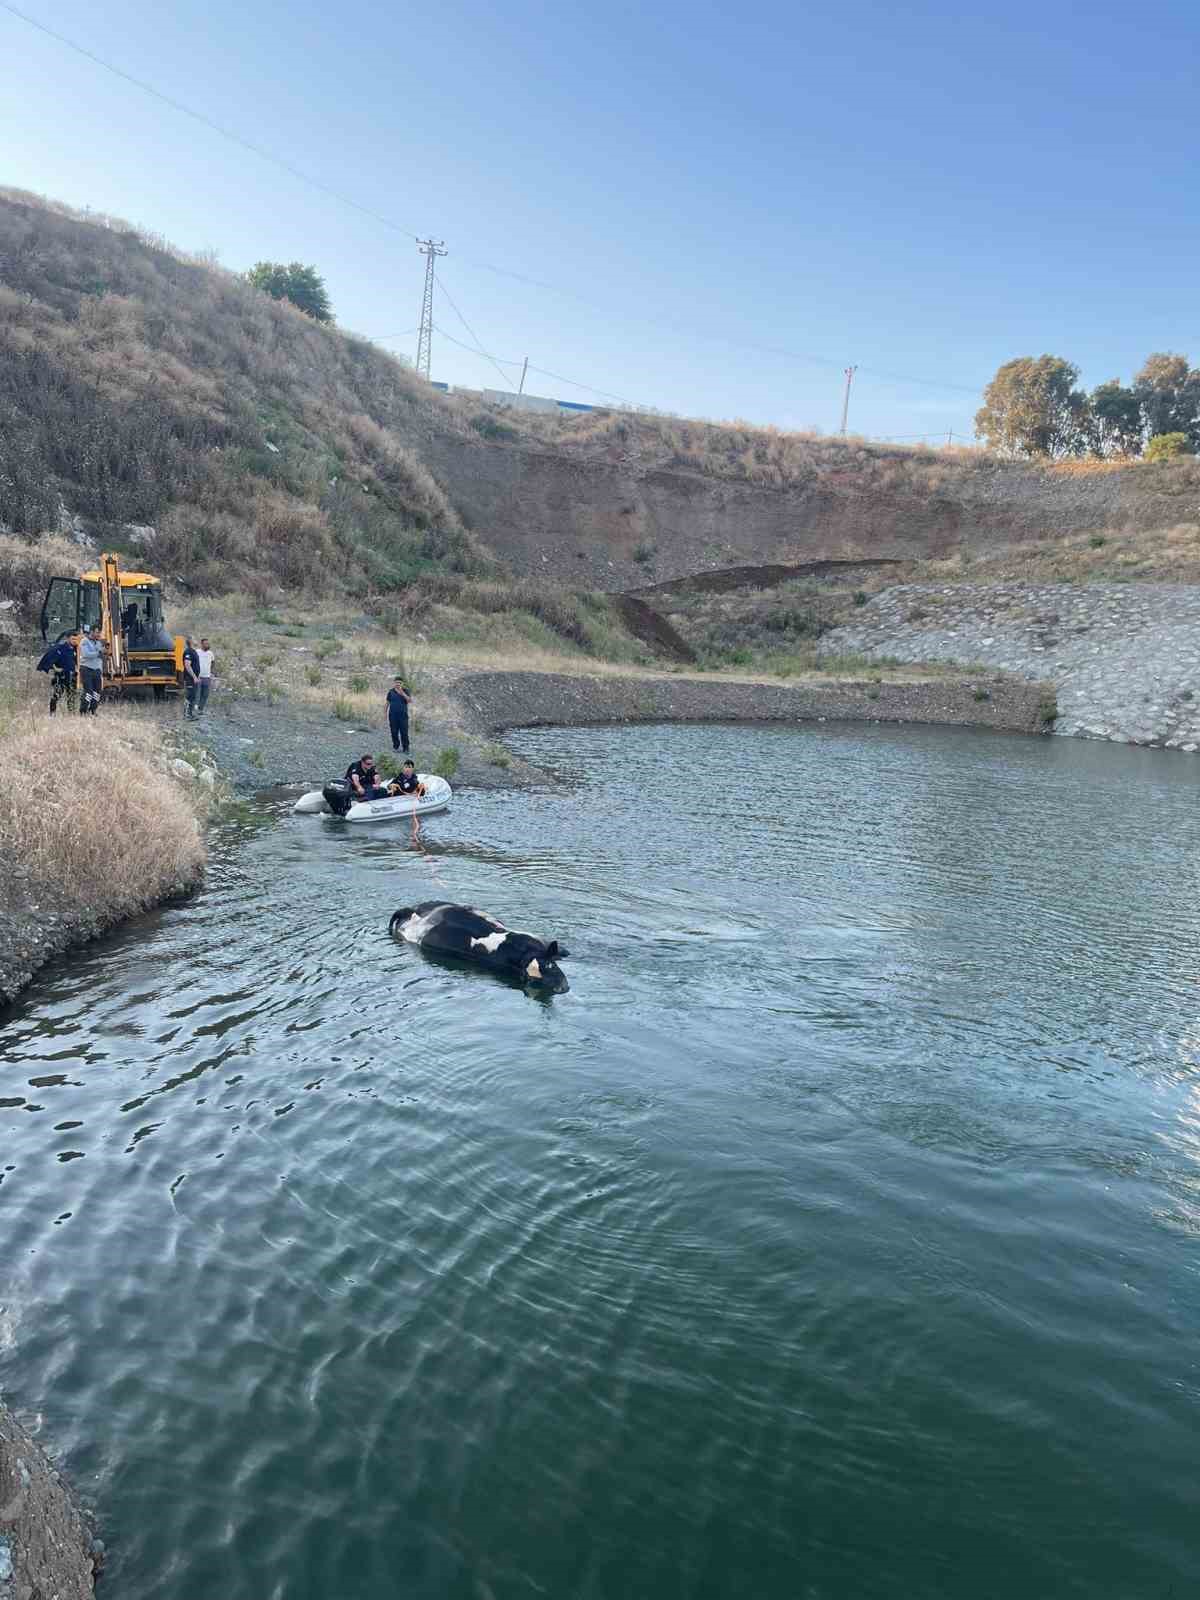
[40,553,184,697]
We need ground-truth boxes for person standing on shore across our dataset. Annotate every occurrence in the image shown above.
[183,637,200,719]
[78,625,105,715]
[36,636,76,713]
[386,676,412,753]
[196,638,216,718]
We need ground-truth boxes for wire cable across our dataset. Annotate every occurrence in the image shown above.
[2,0,986,401]
[432,271,521,390]
[0,0,422,241]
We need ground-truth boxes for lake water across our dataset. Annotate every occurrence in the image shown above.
[2,721,1199,1599]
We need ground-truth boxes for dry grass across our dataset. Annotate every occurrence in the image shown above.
[0,710,205,912]
[0,186,492,596]
[898,521,1200,586]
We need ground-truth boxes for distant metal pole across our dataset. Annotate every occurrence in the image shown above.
[840,365,857,435]
[415,238,447,380]
[518,356,529,395]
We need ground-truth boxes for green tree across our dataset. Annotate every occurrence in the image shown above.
[1133,352,1199,446]
[1143,432,1193,463]
[1088,379,1143,457]
[975,355,1089,458]
[246,261,333,323]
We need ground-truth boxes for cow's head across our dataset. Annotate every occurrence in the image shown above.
[521,939,569,994]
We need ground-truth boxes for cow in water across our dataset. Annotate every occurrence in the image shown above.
[389,902,570,993]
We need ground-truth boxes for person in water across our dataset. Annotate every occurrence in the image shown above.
[391,760,426,797]
[346,753,388,800]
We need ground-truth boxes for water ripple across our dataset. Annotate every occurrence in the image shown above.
[2,722,1199,1598]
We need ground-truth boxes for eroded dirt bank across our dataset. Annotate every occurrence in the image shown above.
[450,669,1050,740]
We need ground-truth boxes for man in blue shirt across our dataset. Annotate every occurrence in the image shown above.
[78,625,105,715]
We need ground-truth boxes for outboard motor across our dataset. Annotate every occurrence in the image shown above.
[322,779,354,817]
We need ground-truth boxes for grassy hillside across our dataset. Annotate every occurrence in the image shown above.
[0,190,662,659]
[3,186,1198,635]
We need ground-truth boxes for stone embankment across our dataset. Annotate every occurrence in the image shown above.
[821,582,1200,750]
[451,670,1049,741]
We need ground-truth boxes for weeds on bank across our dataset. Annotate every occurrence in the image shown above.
[433,746,460,779]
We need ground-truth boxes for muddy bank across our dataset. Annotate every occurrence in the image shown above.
[451,670,1051,741]
[0,1402,99,1597]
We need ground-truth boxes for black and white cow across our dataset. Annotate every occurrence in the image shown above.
[388,902,570,993]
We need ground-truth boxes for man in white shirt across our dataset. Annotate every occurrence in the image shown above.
[78,624,105,715]
[195,638,216,716]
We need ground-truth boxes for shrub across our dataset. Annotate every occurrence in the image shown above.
[349,674,370,693]
[256,609,283,625]
[633,542,656,564]
[1038,691,1058,726]
[305,664,321,686]
[433,746,460,778]
[1144,432,1193,463]
[853,589,868,606]
[973,688,992,701]
[1089,535,1107,548]
[332,696,356,721]
[377,752,402,778]
[315,640,339,660]
[482,742,511,767]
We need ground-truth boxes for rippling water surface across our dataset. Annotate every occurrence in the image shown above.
[3,722,1200,1598]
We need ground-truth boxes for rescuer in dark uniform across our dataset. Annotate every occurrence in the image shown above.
[386,677,412,753]
[36,637,77,714]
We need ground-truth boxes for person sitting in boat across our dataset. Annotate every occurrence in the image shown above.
[389,760,427,798]
[346,753,388,801]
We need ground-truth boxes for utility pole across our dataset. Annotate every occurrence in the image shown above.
[518,356,529,395]
[840,364,857,435]
[415,238,447,380]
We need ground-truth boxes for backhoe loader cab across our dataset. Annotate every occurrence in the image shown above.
[41,554,184,694]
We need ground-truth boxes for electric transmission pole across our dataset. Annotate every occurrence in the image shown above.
[840,365,857,435]
[415,238,447,380]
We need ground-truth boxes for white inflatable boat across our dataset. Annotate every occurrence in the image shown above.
[292,773,452,822]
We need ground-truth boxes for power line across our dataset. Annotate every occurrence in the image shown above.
[433,270,521,390]
[432,324,641,407]
[0,0,422,242]
[2,0,988,403]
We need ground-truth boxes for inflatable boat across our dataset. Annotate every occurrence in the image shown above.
[292,773,452,822]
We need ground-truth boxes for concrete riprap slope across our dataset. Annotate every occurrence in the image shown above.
[823,582,1200,749]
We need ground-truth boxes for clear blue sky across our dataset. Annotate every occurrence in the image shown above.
[3,0,1198,439]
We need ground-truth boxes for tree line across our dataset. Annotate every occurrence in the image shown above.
[975,353,1198,460]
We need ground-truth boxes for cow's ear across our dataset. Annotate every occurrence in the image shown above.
[546,941,559,960]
